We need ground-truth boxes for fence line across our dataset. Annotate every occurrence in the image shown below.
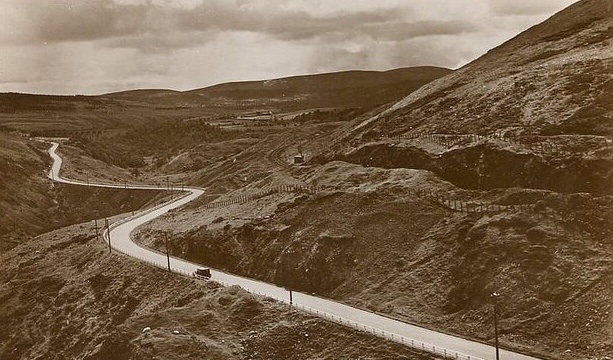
[385,132,610,155]
[190,176,593,239]
[203,184,320,209]
[293,302,483,360]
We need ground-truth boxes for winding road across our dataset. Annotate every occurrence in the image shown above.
[46,141,541,360]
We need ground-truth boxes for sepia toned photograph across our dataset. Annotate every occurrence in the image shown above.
[0,1,611,359]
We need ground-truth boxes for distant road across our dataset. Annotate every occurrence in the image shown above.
[45,141,541,360]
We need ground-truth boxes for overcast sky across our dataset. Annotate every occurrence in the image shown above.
[0,0,578,95]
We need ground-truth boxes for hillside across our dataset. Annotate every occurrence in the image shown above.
[0,221,434,360]
[350,0,612,137]
[316,0,613,196]
[104,67,453,111]
[0,134,436,359]
[0,133,165,253]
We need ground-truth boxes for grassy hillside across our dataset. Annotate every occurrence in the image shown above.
[0,133,163,253]
[0,221,434,360]
[351,0,612,137]
[136,161,613,359]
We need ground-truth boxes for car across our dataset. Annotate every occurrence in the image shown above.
[193,268,211,279]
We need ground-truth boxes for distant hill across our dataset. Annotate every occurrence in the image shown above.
[353,0,613,137]
[103,67,453,110]
[0,66,451,119]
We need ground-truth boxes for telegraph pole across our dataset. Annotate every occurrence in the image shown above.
[164,232,171,272]
[105,218,111,253]
[289,289,293,305]
[491,292,500,360]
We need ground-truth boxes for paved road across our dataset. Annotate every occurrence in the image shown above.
[46,141,541,360]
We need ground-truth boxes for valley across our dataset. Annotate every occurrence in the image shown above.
[1,0,612,359]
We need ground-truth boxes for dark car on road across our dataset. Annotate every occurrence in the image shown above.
[194,268,211,279]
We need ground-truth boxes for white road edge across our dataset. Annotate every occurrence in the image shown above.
[45,140,541,360]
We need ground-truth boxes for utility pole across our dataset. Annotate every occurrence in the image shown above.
[164,232,171,272]
[105,218,111,253]
[491,292,500,360]
[289,289,293,305]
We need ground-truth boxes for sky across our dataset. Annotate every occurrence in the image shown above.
[0,0,578,95]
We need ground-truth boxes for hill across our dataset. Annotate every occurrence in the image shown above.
[351,0,612,137]
[0,134,434,359]
[322,0,613,195]
[185,67,453,109]
[103,67,453,110]
[3,1,612,358]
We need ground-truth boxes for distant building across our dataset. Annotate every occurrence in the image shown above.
[293,155,305,164]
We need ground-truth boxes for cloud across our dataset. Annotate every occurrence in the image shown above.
[3,1,140,44]
[0,0,579,94]
[359,20,477,41]
[488,0,574,16]
[2,0,471,48]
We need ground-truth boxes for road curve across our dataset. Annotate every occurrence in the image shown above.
[45,141,541,360]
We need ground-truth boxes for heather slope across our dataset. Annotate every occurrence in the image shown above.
[352,0,613,137]
[137,161,613,359]
[0,221,434,360]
